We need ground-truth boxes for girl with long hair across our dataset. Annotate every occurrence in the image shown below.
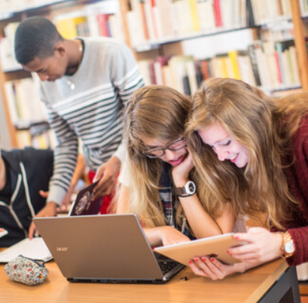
[186,77,308,279]
[116,85,244,246]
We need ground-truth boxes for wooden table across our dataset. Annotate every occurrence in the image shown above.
[0,258,300,303]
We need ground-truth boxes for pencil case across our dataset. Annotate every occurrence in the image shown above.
[4,255,48,286]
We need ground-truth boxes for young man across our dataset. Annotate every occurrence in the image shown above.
[14,17,144,237]
[0,147,53,247]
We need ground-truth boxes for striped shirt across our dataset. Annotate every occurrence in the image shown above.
[39,37,144,205]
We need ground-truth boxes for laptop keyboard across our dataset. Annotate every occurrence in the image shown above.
[158,260,180,275]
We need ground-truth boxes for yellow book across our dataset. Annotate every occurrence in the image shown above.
[228,51,241,80]
[56,16,87,39]
[189,0,200,32]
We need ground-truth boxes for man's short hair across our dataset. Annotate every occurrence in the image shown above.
[14,17,63,65]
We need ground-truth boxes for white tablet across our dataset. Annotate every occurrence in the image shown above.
[154,233,247,266]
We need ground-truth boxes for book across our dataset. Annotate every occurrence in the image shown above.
[196,0,216,32]
[69,181,103,216]
[186,59,198,95]
[228,50,242,80]
[173,0,194,36]
[55,15,88,39]
[0,237,52,263]
[236,51,257,86]
[97,13,112,37]
[247,43,262,86]
[213,0,222,27]
[189,0,200,32]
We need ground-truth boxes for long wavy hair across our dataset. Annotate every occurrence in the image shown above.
[186,78,308,230]
[122,85,215,228]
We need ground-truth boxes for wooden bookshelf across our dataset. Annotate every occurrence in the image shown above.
[290,0,308,90]
[0,0,121,148]
[1,0,308,149]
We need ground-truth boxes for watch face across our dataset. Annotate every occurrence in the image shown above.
[285,242,295,254]
[187,181,196,194]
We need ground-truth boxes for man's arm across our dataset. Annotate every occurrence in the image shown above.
[92,42,144,199]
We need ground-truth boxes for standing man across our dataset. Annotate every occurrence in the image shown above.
[14,17,144,236]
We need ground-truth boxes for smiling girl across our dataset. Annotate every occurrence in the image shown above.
[186,77,308,279]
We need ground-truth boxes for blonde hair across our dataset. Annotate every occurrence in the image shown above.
[186,78,308,229]
[121,85,214,228]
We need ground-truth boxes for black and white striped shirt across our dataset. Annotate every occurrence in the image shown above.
[39,37,144,204]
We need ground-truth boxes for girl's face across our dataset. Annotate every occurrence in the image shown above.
[198,122,249,168]
[142,137,188,167]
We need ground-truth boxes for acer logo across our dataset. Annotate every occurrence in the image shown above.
[57,247,68,252]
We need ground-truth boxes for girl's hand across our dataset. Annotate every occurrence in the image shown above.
[172,151,195,186]
[228,227,283,264]
[159,226,191,246]
[189,256,246,280]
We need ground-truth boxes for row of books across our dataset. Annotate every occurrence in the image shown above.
[250,0,291,25]
[138,39,300,96]
[0,22,21,71]
[0,0,66,18]
[126,0,297,49]
[128,0,253,48]
[301,0,308,15]
[4,78,48,128]
[54,13,124,41]
[53,0,123,40]
[16,127,57,150]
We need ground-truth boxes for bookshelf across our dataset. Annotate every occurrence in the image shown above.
[1,0,308,149]
[118,0,308,96]
[0,0,123,149]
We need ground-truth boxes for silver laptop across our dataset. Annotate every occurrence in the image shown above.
[33,214,185,284]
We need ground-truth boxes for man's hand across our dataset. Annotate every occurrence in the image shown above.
[92,156,121,200]
[39,189,71,213]
[28,201,57,240]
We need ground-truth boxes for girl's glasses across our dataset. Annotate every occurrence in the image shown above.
[142,137,187,158]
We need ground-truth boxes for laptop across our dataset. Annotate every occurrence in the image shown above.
[33,214,185,284]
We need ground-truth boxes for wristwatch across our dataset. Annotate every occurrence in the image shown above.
[175,181,196,198]
[280,231,295,258]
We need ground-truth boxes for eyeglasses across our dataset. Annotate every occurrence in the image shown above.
[142,137,187,159]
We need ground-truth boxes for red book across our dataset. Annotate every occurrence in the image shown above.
[97,14,111,37]
[274,50,283,84]
[200,60,211,80]
[213,0,222,27]
[140,1,150,40]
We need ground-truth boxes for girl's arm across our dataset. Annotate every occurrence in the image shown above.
[116,184,190,246]
[172,153,236,238]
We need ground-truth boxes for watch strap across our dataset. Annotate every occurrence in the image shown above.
[175,181,196,197]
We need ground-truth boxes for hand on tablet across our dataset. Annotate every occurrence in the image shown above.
[159,226,191,246]
[227,227,282,264]
[145,226,190,247]
[189,256,245,280]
